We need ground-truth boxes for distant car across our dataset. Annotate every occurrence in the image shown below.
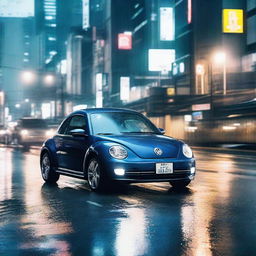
[12,118,55,147]
[40,108,196,191]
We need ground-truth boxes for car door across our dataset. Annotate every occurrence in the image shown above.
[54,117,72,170]
[60,114,90,173]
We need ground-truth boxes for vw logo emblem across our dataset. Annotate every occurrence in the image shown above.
[154,148,163,156]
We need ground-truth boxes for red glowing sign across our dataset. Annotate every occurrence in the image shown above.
[118,33,132,50]
[188,0,192,24]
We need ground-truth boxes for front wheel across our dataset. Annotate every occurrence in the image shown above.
[170,180,191,189]
[87,158,108,192]
[41,152,59,183]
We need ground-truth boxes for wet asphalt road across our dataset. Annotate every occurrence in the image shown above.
[1,146,256,256]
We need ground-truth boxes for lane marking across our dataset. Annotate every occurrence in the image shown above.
[192,146,256,154]
[86,200,103,207]
[197,168,256,178]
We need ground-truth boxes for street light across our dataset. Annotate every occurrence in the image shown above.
[21,71,36,85]
[213,51,227,95]
[44,74,55,86]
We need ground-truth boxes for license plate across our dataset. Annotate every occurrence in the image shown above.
[156,163,173,174]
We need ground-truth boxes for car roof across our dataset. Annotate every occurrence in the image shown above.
[70,108,140,116]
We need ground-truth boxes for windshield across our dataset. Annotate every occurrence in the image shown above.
[20,119,48,129]
[90,112,160,135]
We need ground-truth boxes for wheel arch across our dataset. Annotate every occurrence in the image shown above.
[83,147,99,177]
[40,146,58,168]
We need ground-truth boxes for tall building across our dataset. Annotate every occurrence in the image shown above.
[101,0,176,106]
[246,0,256,54]
[69,0,133,108]
[43,0,57,67]
[57,0,177,111]
[1,17,37,120]
[243,0,256,75]
[32,0,83,118]
[65,29,94,114]
[174,0,247,96]
[64,0,102,113]
[130,0,175,87]
[107,0,132,95]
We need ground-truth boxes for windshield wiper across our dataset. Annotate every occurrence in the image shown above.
[122,131,158,134]
[96,133,114,135]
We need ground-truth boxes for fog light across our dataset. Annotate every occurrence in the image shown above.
[114,168,125,176]
[190,167,196,174]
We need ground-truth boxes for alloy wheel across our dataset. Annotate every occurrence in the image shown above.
[87,159,100,190]
[41,154,51,180]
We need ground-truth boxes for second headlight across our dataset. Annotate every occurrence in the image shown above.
[109,145,128,159]
[182,144,193,158]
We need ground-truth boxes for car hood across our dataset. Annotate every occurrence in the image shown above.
[96,134,181,159]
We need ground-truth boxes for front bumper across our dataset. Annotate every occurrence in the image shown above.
[102,158,196,183]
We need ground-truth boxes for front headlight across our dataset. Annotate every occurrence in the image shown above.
[109,145,128,159]
[45,129,55,137]
[20,129,28,136]
[0,130,6,135]
[182,144,193,158]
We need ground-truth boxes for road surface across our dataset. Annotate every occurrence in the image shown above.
[1,146,256,256]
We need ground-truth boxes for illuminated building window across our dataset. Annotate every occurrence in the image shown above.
[48,37,56,41]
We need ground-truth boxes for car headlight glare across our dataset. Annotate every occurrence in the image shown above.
[182,144,193,158]
[109,145,128,159]
[45,129,55,137]
[21,129,28,136]
[0,130,6,135]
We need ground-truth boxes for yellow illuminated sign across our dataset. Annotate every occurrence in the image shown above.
[223,9,244,33]
[167,88,175,96]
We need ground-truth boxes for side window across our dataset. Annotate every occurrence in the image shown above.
[58,118,71,135]
[65,115,87,135]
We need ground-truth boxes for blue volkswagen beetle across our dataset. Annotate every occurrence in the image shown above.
[40,108,196,191]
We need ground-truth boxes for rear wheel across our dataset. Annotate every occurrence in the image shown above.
[41,152,59,183]
[87,158,108,192]
[170,180,190,189]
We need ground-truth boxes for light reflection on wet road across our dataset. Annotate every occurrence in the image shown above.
[1,147,256,256]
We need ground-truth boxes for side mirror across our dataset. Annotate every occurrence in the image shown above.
[159,128,165,135]
[70,129,88,137]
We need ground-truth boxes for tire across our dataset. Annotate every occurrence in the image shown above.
[170,180,191,189]
[87,158,108,192]
[41,152,59,183]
